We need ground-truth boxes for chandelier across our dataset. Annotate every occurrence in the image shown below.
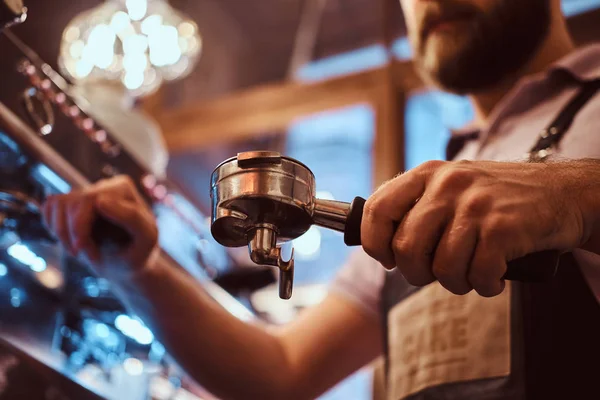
[58,0,202,97]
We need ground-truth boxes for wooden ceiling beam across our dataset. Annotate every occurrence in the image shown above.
[156,60,424,152]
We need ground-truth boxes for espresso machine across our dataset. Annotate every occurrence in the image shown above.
[0,2,251,399]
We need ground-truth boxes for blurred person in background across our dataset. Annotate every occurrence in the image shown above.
[42,0,600,399]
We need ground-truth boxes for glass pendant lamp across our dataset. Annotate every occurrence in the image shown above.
[58,0,202,97]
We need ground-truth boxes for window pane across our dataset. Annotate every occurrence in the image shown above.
[405,91,474,169]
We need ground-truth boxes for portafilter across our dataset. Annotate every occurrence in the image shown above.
[210,151,559,299]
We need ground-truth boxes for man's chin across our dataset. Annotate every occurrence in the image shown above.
[422,33,470,59]
[419,53,461,80]
[416,56,473,94]
[419,38,473,74]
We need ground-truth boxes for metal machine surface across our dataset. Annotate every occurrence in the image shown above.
[0,9,251,399]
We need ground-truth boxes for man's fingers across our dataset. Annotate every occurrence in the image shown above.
[91,175,138,200]
[50,199,74,254]
[432,218,476,295]
[39,176,160,273]
[361,164,439,268]
[68,197,99,261]
[391,199,449,286]
[468,242,506,297]
[95,194,155,247]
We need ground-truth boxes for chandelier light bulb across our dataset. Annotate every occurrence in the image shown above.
[58,0,202,97]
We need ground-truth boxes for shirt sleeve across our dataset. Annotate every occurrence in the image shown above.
[573,249,600,303]
[328,248,386,317]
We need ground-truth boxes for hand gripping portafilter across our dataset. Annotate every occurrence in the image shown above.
[210,151,559,299]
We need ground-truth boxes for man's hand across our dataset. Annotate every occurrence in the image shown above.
[361,160,589,297]
[41,175,159,278]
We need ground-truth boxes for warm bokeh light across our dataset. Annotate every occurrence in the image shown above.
[58,0,202,97]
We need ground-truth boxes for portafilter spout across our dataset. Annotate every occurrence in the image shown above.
[210,151,559,300]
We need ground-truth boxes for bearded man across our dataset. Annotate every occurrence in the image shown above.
[43,1,600,399]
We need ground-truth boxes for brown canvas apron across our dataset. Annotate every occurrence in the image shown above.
[381,80,600,400]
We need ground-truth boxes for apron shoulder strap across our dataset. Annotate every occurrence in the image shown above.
[529,79,600,160]
[444,79,600,162]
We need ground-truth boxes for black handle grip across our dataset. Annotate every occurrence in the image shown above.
[501,250,560,282]
[90,217,133,251]
[344,196,366,247]
[343,196,559,283]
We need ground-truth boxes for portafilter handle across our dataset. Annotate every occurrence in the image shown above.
[90,216,133,253]
[325,196,559,283]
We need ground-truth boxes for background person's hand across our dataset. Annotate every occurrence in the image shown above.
[361,160,588,297]
[41,175,160,279]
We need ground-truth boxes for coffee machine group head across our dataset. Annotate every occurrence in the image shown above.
[210,151,365,300]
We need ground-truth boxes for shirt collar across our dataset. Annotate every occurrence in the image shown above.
[549,43,600,82]
[449,43,600,138]
[449,123,480,139]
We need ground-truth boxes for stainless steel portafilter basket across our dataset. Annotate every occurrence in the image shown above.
[210,151,365,299]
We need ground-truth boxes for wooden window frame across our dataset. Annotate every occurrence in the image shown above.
[146,60,424,189]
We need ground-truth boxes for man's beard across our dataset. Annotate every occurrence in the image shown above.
[412,0,551,94]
